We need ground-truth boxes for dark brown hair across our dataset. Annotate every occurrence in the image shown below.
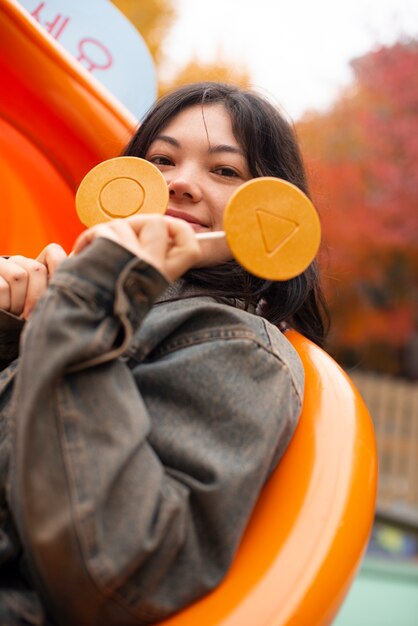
[123,82,330,346]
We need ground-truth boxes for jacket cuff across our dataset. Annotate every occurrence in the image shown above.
[50,238,169,325]
[0,309,25,368]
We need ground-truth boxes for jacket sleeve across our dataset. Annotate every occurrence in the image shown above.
[8,238,302,626]
[0,310,24,371]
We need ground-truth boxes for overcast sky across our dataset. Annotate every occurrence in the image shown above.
[161,0,418,120]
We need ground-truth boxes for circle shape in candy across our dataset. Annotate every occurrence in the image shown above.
[99,177,145,218]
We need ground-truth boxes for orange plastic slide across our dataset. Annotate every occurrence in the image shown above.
[0,2,378,625]
[0,0,136,256]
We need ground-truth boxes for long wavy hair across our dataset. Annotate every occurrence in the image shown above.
[123,82,330,346]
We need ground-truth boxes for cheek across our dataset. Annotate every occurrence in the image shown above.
[212,191,233,229]
[159,171,170,187]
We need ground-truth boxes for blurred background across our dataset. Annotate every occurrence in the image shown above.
[110,1,418,622]
[4,0,418,622]
[111,0,418,378]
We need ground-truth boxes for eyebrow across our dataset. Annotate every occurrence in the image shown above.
[154,135,180,148]
[154,135,244,156]
[208,144,244,156]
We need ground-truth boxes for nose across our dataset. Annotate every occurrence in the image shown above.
[168,176,202,203]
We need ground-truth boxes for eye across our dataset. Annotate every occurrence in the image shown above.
[148,155,173,167]
[213,166,240,178]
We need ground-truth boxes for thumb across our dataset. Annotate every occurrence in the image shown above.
[36,243,68,277]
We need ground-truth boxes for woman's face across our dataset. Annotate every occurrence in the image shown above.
[145,104,251,266]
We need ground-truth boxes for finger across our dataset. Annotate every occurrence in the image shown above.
[72,227,96,254]
[163,218,202,280]
[130,216,185,278]
[36,243,67,277]
[0,257,29,315]
[102,219,149,255]
[8,256,49,318]
[72,226,105,254]
[2,246,66,319]
[127,215,201,280]
[134,215,170,259]
[77,219,155,260]
[164,216,198,248]
[0,275,11,312]
[22,261,48,320]
[114,215,171,269]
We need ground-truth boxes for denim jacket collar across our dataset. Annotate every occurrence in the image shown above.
[156,278,257,314]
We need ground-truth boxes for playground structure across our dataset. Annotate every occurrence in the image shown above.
[0,0,136,257]
[0,1,378,624]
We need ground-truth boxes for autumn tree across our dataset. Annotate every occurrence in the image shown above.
[110,0,176,66]
[110,1,251,93]
[298,40,418,376]
[159,56,251,95]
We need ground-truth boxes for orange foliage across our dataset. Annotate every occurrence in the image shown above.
[159,56,251,96]
[110,0,176,65]
[111,1,251,94]
[297,40,418,376]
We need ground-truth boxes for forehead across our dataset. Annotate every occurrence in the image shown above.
[161,103,238,144]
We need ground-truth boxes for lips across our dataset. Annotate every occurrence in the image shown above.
[166,209,207,231]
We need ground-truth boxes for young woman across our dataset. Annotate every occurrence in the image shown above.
[0,82,328,625]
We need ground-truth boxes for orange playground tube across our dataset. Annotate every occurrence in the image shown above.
[159,329,377,626]
[0,1,378,624]
[0,0,136,256]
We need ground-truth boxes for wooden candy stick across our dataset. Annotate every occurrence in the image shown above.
[76,158,321,280]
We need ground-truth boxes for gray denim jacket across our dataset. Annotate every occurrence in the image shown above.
[0,238,303,625]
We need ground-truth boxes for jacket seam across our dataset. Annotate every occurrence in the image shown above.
[56,385,161,624]
[262,319,304,404]
[140,331,303,406]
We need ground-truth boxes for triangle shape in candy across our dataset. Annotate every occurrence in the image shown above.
[256,209,300,255]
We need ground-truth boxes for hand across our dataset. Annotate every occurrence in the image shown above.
[72,216,202,282]
[0,244,67,319]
